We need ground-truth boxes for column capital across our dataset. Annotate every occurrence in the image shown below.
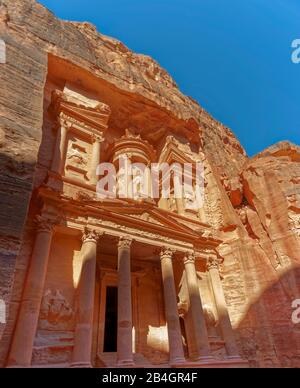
[160,247,176,261]
[183,252,196,265]
[82,227,103,244]
[59,112,73,130]
[35,215,59,233]
[206,255,222,271]
[118,236,133,250]
[91,132,105,144]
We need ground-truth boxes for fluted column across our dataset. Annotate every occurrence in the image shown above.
[160,248,185,364]
[7,216,57,367]
[207,256,240,358]
[71,228,101,368]
[184,253,212,359]
[51,119,70,175]
[117,237,134,366]
[90,133,104,185]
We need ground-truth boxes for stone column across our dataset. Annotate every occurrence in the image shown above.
[184,253,212,359]
[207,256,240,358]
[7,216,56,367]
[173,174,185,216]
[71,228,101,368]
[160,248,185,364]
[51,119,70,175]
[90,133,104,186]
[159,197,169,211]
[117,237,134,366]
[146,164,153,199]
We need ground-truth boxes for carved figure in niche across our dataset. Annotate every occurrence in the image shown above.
[184,187,196,210]
[178,301,188,318]
[169,196,177,212]
[67,143,88,167]
[238,207,248,225]
[132,165,149,199]
[40,289,74,327]
[203,304,218,338]
[117,167,128,198]
[132,166,143,199]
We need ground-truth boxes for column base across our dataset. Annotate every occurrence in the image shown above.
[226,355,243,360]
[117,359,135,368]
[169,357,186,367]
[70,362,93,369]
[194,355,215,362]
[172,358,249,368]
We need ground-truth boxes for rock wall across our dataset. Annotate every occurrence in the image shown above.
[217,142,300,367]
[0,0,299,367]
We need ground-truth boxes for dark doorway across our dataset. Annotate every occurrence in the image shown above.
[103,286,118,352]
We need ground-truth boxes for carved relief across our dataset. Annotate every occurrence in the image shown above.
[178,301,188,318]
[65,138,90,180]
[67,142,88,167]
[203,304,217,328]
[39,289,74,330]
[288,212,300,237]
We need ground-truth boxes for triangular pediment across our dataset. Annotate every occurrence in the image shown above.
[127,212,164,226]
[51,89,111,130]
[159,137,195,164]
[62,104,110,129]
[89,199,202,237]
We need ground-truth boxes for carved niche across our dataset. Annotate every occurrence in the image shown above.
[50,87,111,184]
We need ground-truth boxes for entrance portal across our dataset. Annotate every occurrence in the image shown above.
[103,286,118,352]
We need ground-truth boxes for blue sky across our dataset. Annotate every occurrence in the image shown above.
[38,0,300,156]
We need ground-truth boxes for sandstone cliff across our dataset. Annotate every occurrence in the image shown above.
[0,0,299,367]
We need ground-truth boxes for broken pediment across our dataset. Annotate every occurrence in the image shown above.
[50,89,111,131]
[159,136,203,167]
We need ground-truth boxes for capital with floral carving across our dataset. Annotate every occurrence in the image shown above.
[160,247,176,261]
[82,227,103,244]
[183,252,196,266]
[206,255,223,271]
[118,236,133,250]
[35,214,60,233]
[58,112,73,130]
[91,132,105,144]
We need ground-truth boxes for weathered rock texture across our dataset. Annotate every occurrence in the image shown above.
[0,0,299,368]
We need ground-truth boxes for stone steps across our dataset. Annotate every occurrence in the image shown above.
[97,353,156,368]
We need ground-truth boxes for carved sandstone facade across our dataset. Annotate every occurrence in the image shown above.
[0,0,300,368]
